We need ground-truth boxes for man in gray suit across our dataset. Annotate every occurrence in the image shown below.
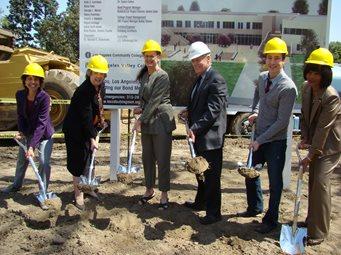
[179,41,228,224]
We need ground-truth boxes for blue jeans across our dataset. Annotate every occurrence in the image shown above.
[245,139,287,226]
[12,138,53,191]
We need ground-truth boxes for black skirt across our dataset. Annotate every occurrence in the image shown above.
[64,134,92,177]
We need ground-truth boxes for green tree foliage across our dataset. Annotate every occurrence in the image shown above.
[4,0,58,46]
[329,41,341,64]
[292,0,309,14]
[4,0,34,46]
[301,29,319,60]
[35,0,79,63]
[189,1,200,11]
[177,5,185,11]
[162,60,196,106]
[318,0,328,15]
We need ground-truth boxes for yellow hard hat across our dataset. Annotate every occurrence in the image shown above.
[263,37,288,55]
[305,48,334,67]
[22,63,45,78]
[142,39,162,54]
[87,55,109,73]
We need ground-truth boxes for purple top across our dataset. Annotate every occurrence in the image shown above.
[16,89,54,148]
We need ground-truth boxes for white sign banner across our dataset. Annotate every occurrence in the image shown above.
[80,0,161,108]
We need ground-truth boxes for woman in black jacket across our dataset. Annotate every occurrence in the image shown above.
[63,55,108,210]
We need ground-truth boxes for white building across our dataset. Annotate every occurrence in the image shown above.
[162,10,328,54]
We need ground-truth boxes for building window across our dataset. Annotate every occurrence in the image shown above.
[297,44,301,51]
[194,21,214,28]
[162,20,174,27]
[235,34,262,45]
[237,22,243,29]
[217,21,220,29]
[223,21,234,29]
[246,22,250,29]
[185,20,191,28]
[176,20,182,28]
[252,22,262,29]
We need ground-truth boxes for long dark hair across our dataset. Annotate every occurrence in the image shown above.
[136,65,148,81]
[303,63,332,88]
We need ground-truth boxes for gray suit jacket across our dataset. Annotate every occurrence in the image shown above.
[139,68,176,134]
[301,82,341,156]
[188,68,228,152]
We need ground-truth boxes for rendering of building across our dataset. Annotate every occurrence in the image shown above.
[162,10,328,54]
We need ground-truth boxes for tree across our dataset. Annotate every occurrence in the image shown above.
[187,34,201,44]
[217,34,231,47]
[177,5,185,11]
[292,0,309,14]
[301,29,319,60]
[189,1,200,11]
[220,8,230,12]
[329,41,341,64]
[268,10,279,13]
[3,0,58,46]
[35,0,79,63]
[4,0,34,46]
[318,0,328,15]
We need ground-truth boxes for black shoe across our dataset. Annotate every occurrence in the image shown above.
[198,215,222,225]
[1,185,20,194]
[254,223,277,234]
[184,201,205,211]
[236,210,262,217]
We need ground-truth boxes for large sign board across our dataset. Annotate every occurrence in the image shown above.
[81,0,331,108]
[80,0,161,108]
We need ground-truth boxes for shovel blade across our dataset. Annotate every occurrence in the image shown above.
[129,166,140,173]
[35,191,57,204]
[78,175,101,192]
[117,165,140,174]
[117,165,128,174]
[280,224,307,254]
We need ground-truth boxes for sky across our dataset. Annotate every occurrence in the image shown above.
[0,0,340,42]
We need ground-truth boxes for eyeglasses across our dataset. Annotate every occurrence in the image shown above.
[143,55,158,60]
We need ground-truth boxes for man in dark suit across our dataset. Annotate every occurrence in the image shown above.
[179,41,228,225]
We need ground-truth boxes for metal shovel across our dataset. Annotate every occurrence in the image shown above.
[180,117,209,177]
[237,125,261,178]
[14,138,57,204]
[280,146,307,254]
[118,129,140,174]
[78,124,107,192]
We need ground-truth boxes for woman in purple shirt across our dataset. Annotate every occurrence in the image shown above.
[2,63,54,210]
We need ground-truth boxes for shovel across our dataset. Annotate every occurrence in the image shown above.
[280,146,307,254]
[237,125,261,178]
[14,138,57,205]
[78,123,107,193]
[117,129,140,174]
[180,117,209,178]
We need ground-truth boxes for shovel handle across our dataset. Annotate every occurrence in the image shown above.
[127,129,137,173]
[14,138,47,198]
[188,138,196,158]
[292,145,305,236]
[87,123,107,181]
[181,117,197,158]
[246,125,255,168]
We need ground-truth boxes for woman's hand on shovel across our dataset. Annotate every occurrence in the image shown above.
[90,138,99,152]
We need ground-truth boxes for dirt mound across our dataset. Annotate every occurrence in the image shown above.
[0,138,340,255]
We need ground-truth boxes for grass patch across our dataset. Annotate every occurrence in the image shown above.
[161,60,244,95]
[290,64,304,103]
[212,62,245,94]
[290,54,305,64]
